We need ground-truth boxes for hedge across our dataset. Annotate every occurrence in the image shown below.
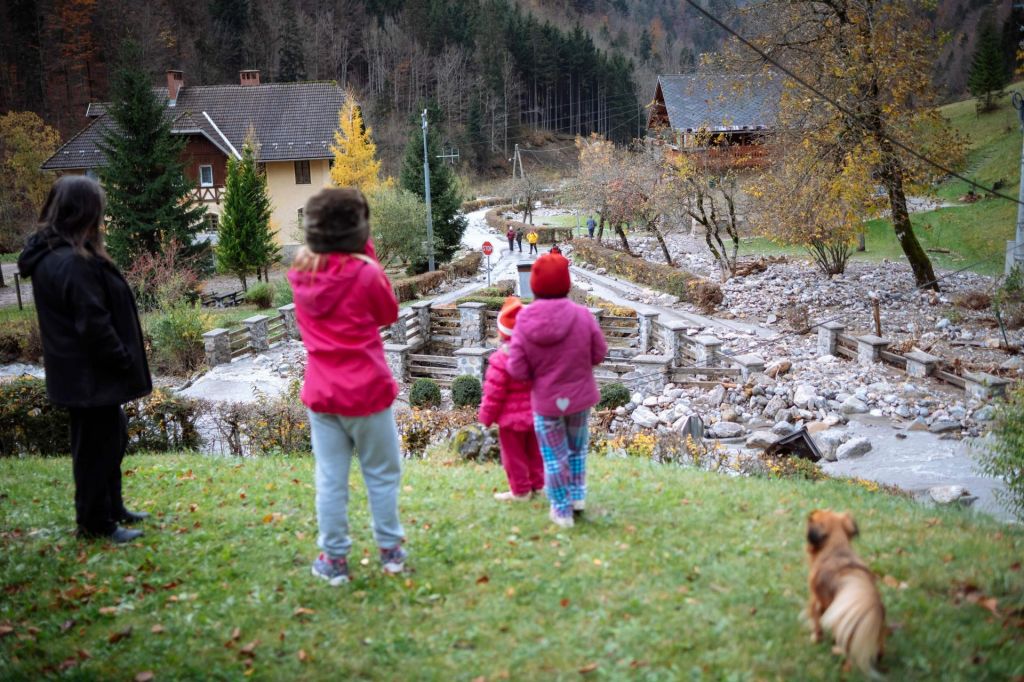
[483,206,574,245]
[390,252,484,303]
[572,239,723,312]
[0,378,200,457]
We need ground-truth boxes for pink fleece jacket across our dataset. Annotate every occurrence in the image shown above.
[506,298,607,417]
[478,346,534,431]
[287,247,399,416]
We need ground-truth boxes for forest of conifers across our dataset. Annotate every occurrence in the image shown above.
[0,0,740,172]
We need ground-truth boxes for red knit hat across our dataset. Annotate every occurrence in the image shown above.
[497,296,523,340]
[530,253,571,298]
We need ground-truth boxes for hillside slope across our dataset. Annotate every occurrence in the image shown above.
[1,454,1021,680]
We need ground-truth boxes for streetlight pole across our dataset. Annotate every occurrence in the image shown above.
[421,109,435,272]
[1009,92,1024,275]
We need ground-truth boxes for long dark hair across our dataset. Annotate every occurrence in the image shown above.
[36,175,110,260]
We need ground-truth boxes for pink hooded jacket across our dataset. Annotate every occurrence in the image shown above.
[287,248,399,417]
[506,298,607,417]
[478,346,534,431]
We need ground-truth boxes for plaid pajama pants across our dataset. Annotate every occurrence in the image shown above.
[533,410,590,518]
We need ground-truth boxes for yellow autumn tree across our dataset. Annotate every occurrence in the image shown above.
[329,98,385,192]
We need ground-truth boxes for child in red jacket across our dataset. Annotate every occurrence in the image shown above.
[288,188,406,586]
[478,297,545,501]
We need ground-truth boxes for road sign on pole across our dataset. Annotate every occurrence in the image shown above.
[482,241,493,286]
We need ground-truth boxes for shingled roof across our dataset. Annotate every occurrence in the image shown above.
[650,73,780,133]
[43,82,346,170]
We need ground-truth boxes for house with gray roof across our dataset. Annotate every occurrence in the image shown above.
[647,73,780,162]
[43,69,346,244]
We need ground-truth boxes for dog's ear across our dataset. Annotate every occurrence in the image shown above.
[807,522,828,549]
[841,513,859,539]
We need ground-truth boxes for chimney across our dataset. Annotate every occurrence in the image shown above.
[239,69,261,86]
[166,69,184,105]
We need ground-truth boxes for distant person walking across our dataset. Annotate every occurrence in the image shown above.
[515,226,524,252]
[289,188,407,586]
[17,176,152,544]
[527,228,539,255]
[586,216,596,239]
[506,225,516,254]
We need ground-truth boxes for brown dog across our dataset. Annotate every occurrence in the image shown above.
[806,510,886,677]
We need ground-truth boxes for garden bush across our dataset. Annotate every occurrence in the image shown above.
[272,279,293,307]
[447,251,483,278]
[0,378,200,457]
[147,302,210,376]
[452,375,482,408]
[597,382,631,410]
[0,316,42,363]
[123,241,200,311]
[245,282,273,309]
[409,378,442,408]
[978,386,1024,521]
[208,382,310,456]
[573,239,722,312]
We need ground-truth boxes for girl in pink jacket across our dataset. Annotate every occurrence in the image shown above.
[478,297,545,501]
[507,253,607,529]
[288,188,406,586]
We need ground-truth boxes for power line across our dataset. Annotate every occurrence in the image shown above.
[680,0,1024,208]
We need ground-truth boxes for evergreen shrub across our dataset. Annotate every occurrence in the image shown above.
[598,382,631,410]
[452,375,482,408]
[246,283,273,309]
[409,378,442,408]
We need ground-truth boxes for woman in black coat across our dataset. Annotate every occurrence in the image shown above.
[17,176,153,543]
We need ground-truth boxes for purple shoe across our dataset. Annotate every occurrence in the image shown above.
[311,553,349,586]
[380,545,408,574]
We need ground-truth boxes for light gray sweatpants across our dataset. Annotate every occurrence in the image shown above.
[308,407,404,558]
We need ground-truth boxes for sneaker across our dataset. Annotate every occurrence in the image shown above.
[549,508,574,529]
[311,553,350,586]
[494,490,532,502]
[380,545,408,574]
[572,500,585,518]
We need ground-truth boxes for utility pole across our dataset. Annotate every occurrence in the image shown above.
[421,109,435,272]
[1010,93,1024,275]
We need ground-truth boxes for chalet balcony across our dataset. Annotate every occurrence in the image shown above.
[191,186,224,204]
[670,144,773,172]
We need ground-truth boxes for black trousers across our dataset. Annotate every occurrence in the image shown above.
[529,243,538,254]
[507,237,515,252]
[69,405,128,535]
[516,238,523,252]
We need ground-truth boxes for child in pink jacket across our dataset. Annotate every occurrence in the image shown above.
[478,297,545,501]
[288,188,406,586]
[507,253,607,529]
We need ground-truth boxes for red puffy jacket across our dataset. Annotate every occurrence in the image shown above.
[478,346,534,431]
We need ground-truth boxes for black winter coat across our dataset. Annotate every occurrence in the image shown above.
[18,233,152,408]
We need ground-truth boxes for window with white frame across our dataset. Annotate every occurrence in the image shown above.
[199,164,214,187]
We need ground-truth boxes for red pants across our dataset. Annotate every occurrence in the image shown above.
[499,427,545,496]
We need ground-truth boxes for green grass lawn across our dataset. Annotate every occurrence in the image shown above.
[1,454,1021,680]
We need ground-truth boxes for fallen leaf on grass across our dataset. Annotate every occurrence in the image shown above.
[297,649,310,663]
[953,582,1001,616]
[58,657,78,671]
[475,575,489,585]
[60,620,76,633]
[135,672,155,682]
[0,625,14,638]
[560,598,570,608]
[99,606,118,615]
[292,607,315,618]
[108,626,132,644]
[150,625,165,634]
[882,575,908,590]
[239,640,259,657]
[578,662,599,674]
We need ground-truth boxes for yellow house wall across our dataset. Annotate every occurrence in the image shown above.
[265,159,331,245]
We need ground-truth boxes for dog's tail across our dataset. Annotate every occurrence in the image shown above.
[821,572,885,678]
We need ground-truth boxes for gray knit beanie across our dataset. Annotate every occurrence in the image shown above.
[303,188,370,254]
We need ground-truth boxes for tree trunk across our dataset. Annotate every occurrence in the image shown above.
[857,233,866,252]
[882,158,938,290]
[241,274,248,292]
[597,212,605,242]
[615,223,632,254]
[651,222,673,265]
